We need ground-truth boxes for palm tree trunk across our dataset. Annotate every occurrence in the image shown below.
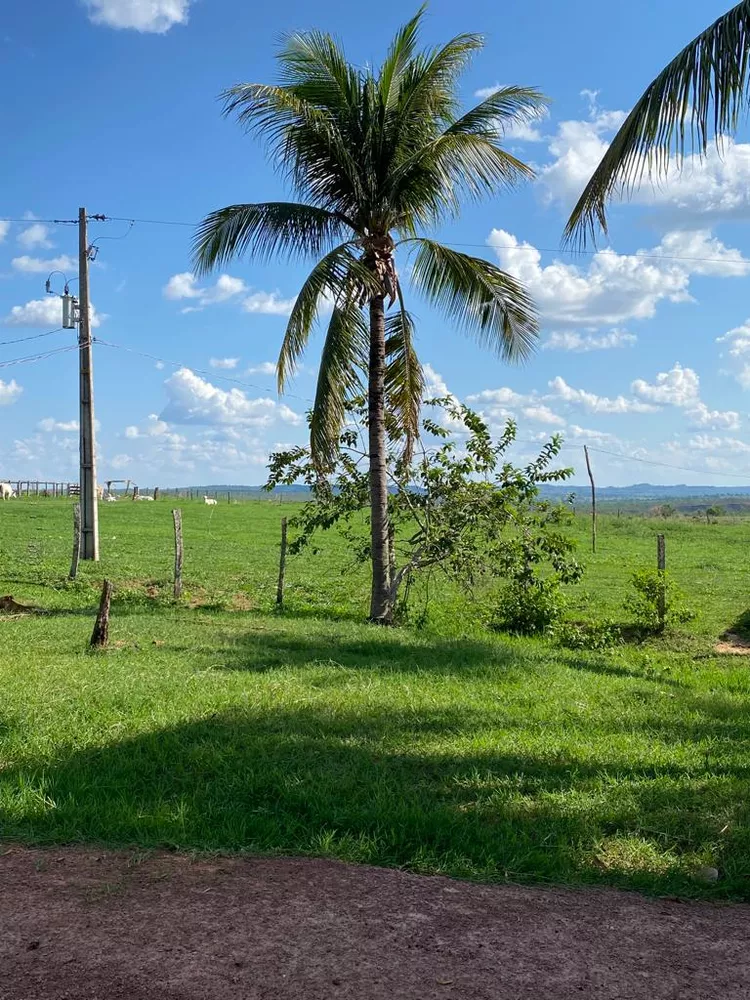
[368,293,392,624]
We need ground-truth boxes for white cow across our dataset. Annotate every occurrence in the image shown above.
[105,494,118,502]
[0,482,15,500]
[136,495,154,502]
[203,496,218,506]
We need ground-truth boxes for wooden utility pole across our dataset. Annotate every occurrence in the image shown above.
[584,445,597,554]
[78,207,99,561]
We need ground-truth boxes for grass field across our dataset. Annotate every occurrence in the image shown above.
[1,497,750,900]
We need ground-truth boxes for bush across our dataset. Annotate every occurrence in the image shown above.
[552,618,622,651]
[491,578,566,636]
[624,569,696,634]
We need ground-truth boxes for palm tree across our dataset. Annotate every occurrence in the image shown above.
[565,1,750,245]
[193,7,545,622]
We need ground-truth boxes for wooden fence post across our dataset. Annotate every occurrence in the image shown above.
[276,517,288,607]
[69,504,81,580]
[657,533,666,631]
[584,445,597,554]
[153,487,160,501]
[172,509,184,599]
[90,580,113,648]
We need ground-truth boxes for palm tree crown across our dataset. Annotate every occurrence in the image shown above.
[565,1,750,246]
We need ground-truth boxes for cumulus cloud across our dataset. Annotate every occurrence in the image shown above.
[548,376,657,414]
[12,254,77,274]
[17,223,52,250]
[521,404,566,426]
[0,380,22,406]
[246,361,277,376]
[543,329,636,352]
[209,357,240,370]
[488,228,748,328]
[38,418,78,432]
[0,221,9,243]
[632,363,740,430]
[538,98,750,225]
[163,272,247,309]
[3,298,101,328]
[160,368,302,428]
[82,0,191,33]
[242,291,296,316]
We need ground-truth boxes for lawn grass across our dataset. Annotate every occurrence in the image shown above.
[1,497,750,900]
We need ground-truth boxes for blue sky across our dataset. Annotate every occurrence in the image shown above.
[3,0,750,487]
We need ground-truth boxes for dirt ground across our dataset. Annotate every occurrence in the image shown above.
[1,847,749,999]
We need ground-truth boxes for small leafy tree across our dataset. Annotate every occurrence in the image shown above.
[267,399,582,622]
[705,504,725,524]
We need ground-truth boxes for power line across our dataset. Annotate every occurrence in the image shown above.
[0,344,78,369]
[95,215,750,268]
[0,327,68,348]
[586,444,750,482]
[93,337,315,404]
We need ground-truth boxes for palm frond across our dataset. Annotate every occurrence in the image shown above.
[385,294,424,461]
[278,243,376,390]
[446,85,548,139]
[192,202,353,274]
[564,0,750,246]
[409,239,537,361]
[276,30,361,116]
[311,303,369,469]
[378,5,427,111]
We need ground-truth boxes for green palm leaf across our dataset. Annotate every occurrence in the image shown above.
[409,239,538,361]
[385,298,424,462]
[565,0,750,246]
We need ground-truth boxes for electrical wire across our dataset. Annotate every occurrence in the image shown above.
[0,327,68,348]
[93,337,315,404]
[585,444,750,481]
[0,344,79,369]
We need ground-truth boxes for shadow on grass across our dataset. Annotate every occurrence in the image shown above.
[3,695,750,900]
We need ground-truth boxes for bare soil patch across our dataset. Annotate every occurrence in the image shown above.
[715,631,750,655]
[1,846,749,999]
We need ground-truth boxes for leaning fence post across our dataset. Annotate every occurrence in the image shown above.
[657,533,666,631]
[90,579,113,648]
[276,517,288,607]
[172,508,183,599]
[584,445,597,554]
[69,503,81,580]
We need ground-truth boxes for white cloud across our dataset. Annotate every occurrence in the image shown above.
[538,99,750,225]
[210,357,240,370]
[17,223,52,250]
[631,363,700,407]
[0,380,22,406]
[0,221,9,243]
[246,361,277,376]
[3,297,101,328]
[163,272,247,308]
[467,386,526,407]
[521,404,566,426]
[543,329,636,352]
[689,434,750,454]
[632,363,740,430]
[488,228,748,328]
[160,368,302,428]
[242,291,296,316]
[82,0,191,33]
[38,418,78,432]
[12,254,77,274]
[548,376,657,414]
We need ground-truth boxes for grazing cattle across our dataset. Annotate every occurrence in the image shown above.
[105,494,118,502]
[203,496,218,506]
[0,482,15,500]
[135,495,154,502]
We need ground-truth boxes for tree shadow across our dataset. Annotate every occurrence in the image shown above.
[3,697,750,900]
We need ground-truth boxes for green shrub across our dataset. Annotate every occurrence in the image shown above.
[624,569,696,634]
[552,618,622,650]
[491,578,566,636]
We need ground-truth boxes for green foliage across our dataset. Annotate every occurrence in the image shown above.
[267,399,582,621]
[552,618,623,651]
[653,504,677,519]
[491,578,566,636]
[624,569,696,634]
